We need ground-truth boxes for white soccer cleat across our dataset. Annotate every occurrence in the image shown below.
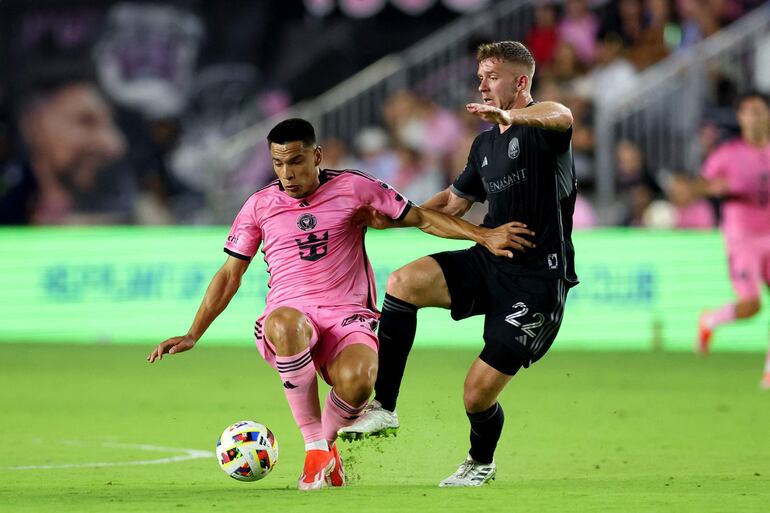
[438,456,496,487]
[337,400,399,441]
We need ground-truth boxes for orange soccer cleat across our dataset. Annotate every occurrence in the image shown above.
[760,373,770,391]
[696,312,713,355]
[326,443,346,487]
[298,449,335,491]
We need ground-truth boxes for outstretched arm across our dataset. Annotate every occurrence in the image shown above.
[351,188,474,230]
[399,205,535,258]
[466,101,573,132]
[421,187,474,216]
[147,256,250,362]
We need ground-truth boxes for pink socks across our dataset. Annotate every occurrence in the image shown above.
[276,348,324,445]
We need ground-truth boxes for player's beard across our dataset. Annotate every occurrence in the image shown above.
[498,86,517,111]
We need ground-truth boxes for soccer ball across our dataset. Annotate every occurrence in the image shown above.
[216,420,279,482]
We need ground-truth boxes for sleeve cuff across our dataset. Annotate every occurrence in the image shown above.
[224,248,252,261]
[450,184,481,203]
[395,201,413,221]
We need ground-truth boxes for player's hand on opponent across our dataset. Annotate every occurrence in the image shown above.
[147,335,197,363]
[351,205,398,230]
[466,103,512,125]
[481,222,535,258]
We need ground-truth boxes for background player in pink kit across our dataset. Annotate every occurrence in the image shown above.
[147,118,535,489]
[697,92,770,388]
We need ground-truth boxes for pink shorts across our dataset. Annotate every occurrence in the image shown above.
[254,303,379,385]
[726,234,770,300]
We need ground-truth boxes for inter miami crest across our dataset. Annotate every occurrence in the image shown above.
[296,213,317,231]
[508,137,520,160]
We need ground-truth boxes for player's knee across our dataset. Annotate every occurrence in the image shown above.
[463,383,496,414]
[386,266,425,304]
[385,269,412,299]
[264,307,311,355]
[334,362,376,407]
[737,298,761,318]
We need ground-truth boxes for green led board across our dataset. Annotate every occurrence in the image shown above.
[0,227,766,351]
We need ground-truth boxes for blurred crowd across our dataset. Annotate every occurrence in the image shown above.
[534,0,766,228]
[0,0,766,227]
[300,0,767,228]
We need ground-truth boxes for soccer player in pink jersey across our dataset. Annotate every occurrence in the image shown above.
[147,118,535,489]
[697,92,770,388]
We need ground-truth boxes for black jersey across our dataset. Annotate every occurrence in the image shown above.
[451,122,578,284]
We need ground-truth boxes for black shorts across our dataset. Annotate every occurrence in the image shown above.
[430,245,570,376]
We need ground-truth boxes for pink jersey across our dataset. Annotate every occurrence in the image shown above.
[701,139,770,239]
[224,169,410,309]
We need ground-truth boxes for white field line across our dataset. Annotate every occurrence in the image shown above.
[6,442,213,470]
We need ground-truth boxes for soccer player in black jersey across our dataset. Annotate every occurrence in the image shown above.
[339,41,578,487]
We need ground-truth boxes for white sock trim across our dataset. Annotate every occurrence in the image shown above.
[305,439,329,452]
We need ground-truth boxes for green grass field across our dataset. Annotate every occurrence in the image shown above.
[1,343,769,513]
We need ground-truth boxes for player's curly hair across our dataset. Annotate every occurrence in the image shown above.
[476,41,535,77]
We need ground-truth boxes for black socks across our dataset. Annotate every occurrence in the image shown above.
[467,402,504,464]
[373,293,418,412]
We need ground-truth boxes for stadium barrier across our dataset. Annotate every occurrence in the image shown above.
[1,227,766,351]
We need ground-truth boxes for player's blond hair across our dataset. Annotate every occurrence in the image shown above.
[476,41,535,78]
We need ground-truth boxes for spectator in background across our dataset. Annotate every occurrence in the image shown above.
[629,0,674,69]
[687,119,726,170]
[677,0,723,49]
[665,171,716,229]
[614,139,661,225]
[1,79,130,224]
[320,137,361,171]
[589,31,639,109]
[617,0,645,49]
[627,184,655,226]
[646,0,683,52]
[558,0,599,65]
[382,92,464,176]
[549,41,588,90]
[419,100,466,174]
[382,90,419,142]
[573,191,599,228]
[391,145,446,205]
[534,78,595,186]
[643,171,717,228]
[568,95,597,186]
[354,126,398,183]
[526,2,560,65]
